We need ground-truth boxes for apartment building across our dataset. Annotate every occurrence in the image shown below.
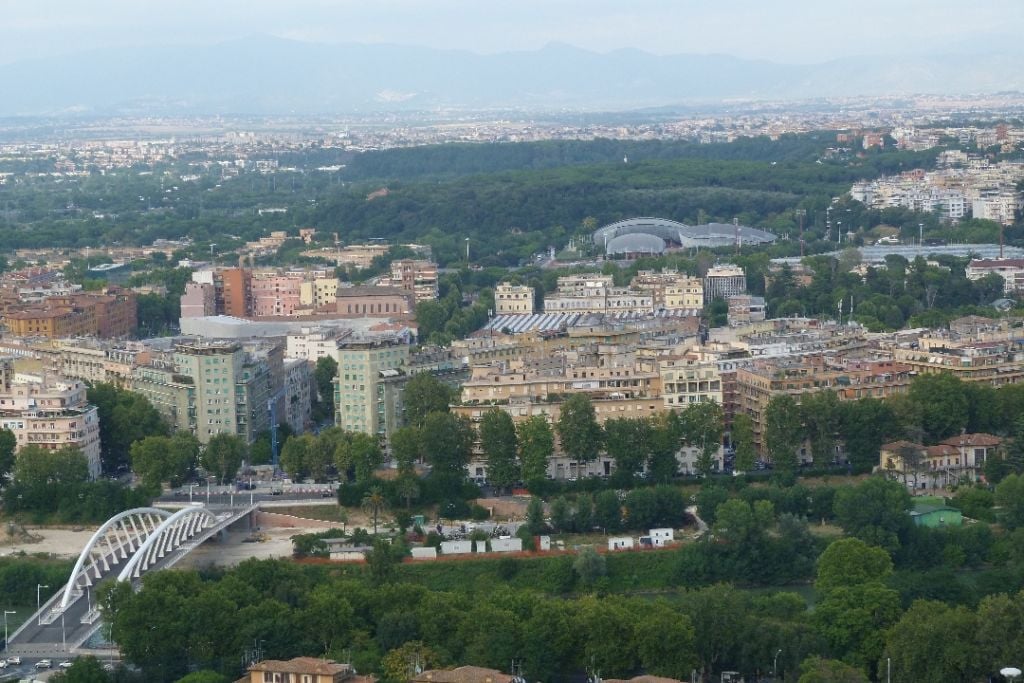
[892,337,1024,387]
[299,277,341,309]
[335,287,415,318]
[2,287,137,339]
[285,326,352,362]
[966,258,1024,294]
[180,282,216,319]
[379,259,438,302]
[736,356,911,456]
[459,358,661,404]
[251,273,305,318]
[494,282,536,315]
[660,354,723,407]
[630,270,704,309]
[543,274,657,314]
[283,358,313,434]
[0,358,102,477]
[704,264,746,303]
[131,340,285,444]
[333,337,410,437]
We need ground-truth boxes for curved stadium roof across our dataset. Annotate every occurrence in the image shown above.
[594,217,691,247]
[606,233,666,255]
[594,217,776,255]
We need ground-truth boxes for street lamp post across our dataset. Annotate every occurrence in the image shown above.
[773,649,783,681]
[61,611,66,652]
[3,610,15,652]
[37,584,49,625]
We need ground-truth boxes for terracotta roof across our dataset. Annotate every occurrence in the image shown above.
[250,657,351,675]
[606,677,686,683]
[881,440,923,452]
[337,286,411,298]
[939,433,1001,447]
[412,666,515,683]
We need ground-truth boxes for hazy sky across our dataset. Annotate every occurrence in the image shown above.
[0,0,1021,66]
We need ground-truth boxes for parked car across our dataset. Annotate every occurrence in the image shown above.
[36,659,52,669]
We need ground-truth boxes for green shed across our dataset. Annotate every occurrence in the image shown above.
[910,504,963,528]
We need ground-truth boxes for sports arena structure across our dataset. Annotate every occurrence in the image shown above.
[594,217,777,257]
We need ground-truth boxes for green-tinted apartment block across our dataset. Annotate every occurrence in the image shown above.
[333,338,410,439]
[132,340,281,444]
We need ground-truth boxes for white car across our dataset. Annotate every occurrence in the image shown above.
[7,656,20,665]
[35,659,51,668]
[59,660,74,668]
[0,659,8,668]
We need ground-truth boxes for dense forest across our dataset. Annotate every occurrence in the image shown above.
[0,133,951,268]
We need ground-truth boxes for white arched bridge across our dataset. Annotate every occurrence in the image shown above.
[7,504,255,657]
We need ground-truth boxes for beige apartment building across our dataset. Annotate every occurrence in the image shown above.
[299,278,341,309]
[631,270,704,309]
[0,358,102,477]
[736,356,911,456]
[660,354,724,407]
[494,282,536,315]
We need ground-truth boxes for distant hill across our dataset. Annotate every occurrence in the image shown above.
[2,36,1022,116]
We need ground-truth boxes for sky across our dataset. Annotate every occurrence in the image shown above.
[0,0,1021,66]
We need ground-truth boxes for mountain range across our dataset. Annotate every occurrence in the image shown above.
[2,36,1022,116]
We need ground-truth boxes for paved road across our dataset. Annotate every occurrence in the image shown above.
[157,483,336,507]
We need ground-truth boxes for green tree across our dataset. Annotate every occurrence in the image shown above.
[680,400,724,476]
[200,433,247,484]
[974,591,1024,677]
[49,656,112,683]
[380,641,440,683]
[313,355,338,419]
[764,394,802,471]
[573,546,606,588]
[518,415,554,488]
[0,428,16,481]
[549,496,573,533]
[731,413,757,472]
[814,582,901,672]
[815,537,893,592]
[556,394,603,476]
[361,486,388,535]
[798,657,869,683]
[88,383,169,475]
[367,537,402,584]
[279,433,311,481]
[594,489,622,532]
[526,496,546,535]
[604,418,647,480]
[403,373,454,426]
[336,432,384,483]
[391,426,423,476]
[833,477,911,552]
[633,602,697,679]
[907,373,969,442]
[995,473,1024,529]
[882,600,982,683]
[130,432,198,489]
[801,390,842,464]
[175,673,230,683]
[480,409,519,491]
[420,412,474,478]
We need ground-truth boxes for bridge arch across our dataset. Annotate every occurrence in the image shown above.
[116,506,219,582]
[60,507,173,611]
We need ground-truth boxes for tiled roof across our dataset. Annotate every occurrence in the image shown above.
[413,666,515,683]
[250,657,351,675]
[939,433,1001,447]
